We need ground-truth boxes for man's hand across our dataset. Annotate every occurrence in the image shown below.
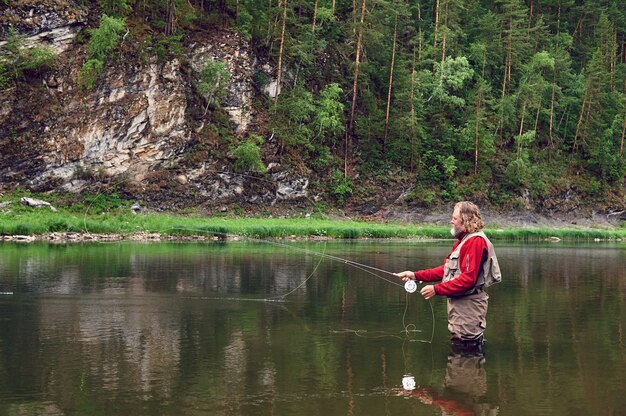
[394,271,416,282]
[420,285,436,300]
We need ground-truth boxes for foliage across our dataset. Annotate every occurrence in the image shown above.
[0,63,8,89]
[231,135,266,173]
[196,60,230,113]
[152,34,185,63]
[98,0,132,17]
[0,28,56,86]
[330,170,353,205]
[87,15,127,61]
[78,59,104,89]
[313,83,345,145]
[78,15,126,88]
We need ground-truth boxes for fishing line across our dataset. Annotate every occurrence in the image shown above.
[264,237,328,301]
[143,225,436,343]
[78,180,435,342]
[169,227,405,289]
[331,292,435,343]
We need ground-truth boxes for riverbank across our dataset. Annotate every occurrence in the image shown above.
[1,191,625,242]
[1,210,625,242]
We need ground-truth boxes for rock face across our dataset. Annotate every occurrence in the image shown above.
[0,2,310,208]
[0,0,88,54]
[190,32,255,134]
[37,57,190,189]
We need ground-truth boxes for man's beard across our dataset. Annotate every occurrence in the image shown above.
[450,226,463,238]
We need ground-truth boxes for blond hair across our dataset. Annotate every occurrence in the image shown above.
[455,201,485,233]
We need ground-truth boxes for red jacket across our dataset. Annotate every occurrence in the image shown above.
[414,233,488,297]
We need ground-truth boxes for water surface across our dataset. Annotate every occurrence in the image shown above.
[0,240,625,415]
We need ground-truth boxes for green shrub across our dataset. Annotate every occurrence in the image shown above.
[0,63,8,89]
[83,193,130,214]
[197,60,230,113]
[586,179,602,196]
[21,47,56,73]
[88,15,127,61]
[78,15,126,89]
[252,70,269,89]
[78,59,104,89]
[154,34,184,63]
[231,136,266,173]
[0,29,56,85]
[236,8,253,40]
[340,228,362,239]
[330,170,353,205]
[98,0,132,17]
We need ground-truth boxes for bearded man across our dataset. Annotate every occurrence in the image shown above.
[395,201,500,353]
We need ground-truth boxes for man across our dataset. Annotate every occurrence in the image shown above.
[395,201,500,353]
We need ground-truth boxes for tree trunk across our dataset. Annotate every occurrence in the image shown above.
[346,0,367,176]
[417,0,422,61]
[352,0,357,35]
[332,0,336,16]
[619,117,626,157]
[474,49,486,175]
[433,0,441,49]
[439,0,448,82]
[611,29,617,90]
[549,5,560,147]
[349,0,366,133]
[165,0,176,36]
[581,96,592,146]
[410,44,416,172]
[267,0,273,44]
[383,15,398,151]
[573,91,587,151]
[528,0,533,35]
[518,99,526,138]
[572,14,584,40]
[312,0,318,33]
[474,89,482,175]
[549,73,556,146]
[481,46,486,79]
[501,15,513,98]
[269,0,282,49]
[534,101,541,136]
[273,0,287,111]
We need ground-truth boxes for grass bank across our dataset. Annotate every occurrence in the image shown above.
[0,192,625,241]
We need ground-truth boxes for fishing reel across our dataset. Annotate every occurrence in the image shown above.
[402,374,416,390]
[404,279,418,293]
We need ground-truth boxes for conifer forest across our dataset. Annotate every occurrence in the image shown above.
[2,0,625,210]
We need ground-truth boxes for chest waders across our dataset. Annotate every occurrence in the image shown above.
[443,232,499,344]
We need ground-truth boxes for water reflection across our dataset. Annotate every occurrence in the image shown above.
[406,351,498,416]
[0,241,625,416]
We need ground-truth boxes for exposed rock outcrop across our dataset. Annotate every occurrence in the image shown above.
[0,2,312,209]
[0,0,89,54]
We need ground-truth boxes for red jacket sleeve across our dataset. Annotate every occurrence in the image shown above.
[414,236,488,296]
[414,264,445,282]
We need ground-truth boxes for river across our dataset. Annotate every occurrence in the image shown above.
[0,240,625,415]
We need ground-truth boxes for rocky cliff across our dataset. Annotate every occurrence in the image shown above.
[0,0,311,212]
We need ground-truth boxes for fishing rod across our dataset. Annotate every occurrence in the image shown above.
[169,227,416,290]
[167,227,435,342]
[79,181,431,325]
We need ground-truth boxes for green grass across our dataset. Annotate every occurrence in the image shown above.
[0,192,625,240]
